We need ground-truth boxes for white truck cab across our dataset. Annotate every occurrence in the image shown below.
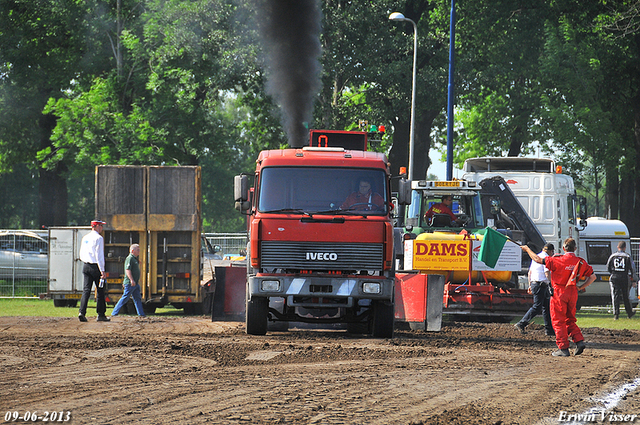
[462,157,584,253]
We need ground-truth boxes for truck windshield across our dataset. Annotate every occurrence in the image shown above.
[257,167,388,215]
[419,194,483,228]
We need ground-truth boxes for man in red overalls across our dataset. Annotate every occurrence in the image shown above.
[522,238,596,356]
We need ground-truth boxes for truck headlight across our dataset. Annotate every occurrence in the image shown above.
[362,282,381,294]
[261,280,281,292]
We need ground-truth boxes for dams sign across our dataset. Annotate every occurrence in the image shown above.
[405,240,472,271]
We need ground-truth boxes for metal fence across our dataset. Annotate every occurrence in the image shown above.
[0,230,49,297]
[203,232,247,258]
[0,231,248,298]
[632,239,639,271]
[0,231,635,298]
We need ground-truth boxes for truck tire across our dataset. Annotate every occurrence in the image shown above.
[53,299,68,307]
[346,321,370,334]
[246,297,268,335]
[371,301,394,338]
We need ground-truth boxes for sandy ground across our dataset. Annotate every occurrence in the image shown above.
[1,316,639,425]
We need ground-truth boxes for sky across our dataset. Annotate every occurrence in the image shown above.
[428,151,460,180]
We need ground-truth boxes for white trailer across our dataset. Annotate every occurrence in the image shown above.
[578,217,638,308]
[48,227,91,307]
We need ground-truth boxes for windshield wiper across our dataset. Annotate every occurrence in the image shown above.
[260,208,308,214]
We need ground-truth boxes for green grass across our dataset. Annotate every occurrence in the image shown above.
[1,299,638,331]
[0,298,185,317]
[524,306,640,331]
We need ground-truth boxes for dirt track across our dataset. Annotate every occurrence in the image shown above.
[1,316,639,425]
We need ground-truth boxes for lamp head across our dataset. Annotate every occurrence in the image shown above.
[389,12,406,21]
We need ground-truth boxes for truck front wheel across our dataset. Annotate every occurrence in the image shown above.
[371,301,394,338]
[246,297,268,335]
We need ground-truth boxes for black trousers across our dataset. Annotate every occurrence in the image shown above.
[610,277,633,318]
[518,281,553,333]
[79,263,106,316]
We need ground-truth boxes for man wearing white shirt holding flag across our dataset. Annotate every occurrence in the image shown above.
[515,243,555,337]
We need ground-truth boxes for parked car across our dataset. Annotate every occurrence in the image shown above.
[201,235,223,261]
[0,231,48,280]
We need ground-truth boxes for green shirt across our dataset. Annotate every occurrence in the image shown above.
[123,253,140,286]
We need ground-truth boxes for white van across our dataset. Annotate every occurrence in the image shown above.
[578,217,638,308]
[462,157,583,253]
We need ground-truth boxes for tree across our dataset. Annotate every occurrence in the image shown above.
[0,0,106,226]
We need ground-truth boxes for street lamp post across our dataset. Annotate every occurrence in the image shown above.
[446,0,456,181]
[389,12,417,181]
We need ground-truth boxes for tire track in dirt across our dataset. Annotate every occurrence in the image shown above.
[1,316,639,424]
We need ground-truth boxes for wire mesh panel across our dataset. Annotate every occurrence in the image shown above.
[632,239,640,271]
[0,230,49,297]
[203,233,247,258]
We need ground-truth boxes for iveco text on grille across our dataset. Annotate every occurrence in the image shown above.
[306,252,338,261]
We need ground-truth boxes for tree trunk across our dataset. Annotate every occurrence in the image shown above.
[605,163,619,219]
[388,117,409,186]
[413,110,439,180]
[619,173,634,227]
[630,89,640,237]
[38,166,68,227]
[38,113,68,227]
[388,109,439,185]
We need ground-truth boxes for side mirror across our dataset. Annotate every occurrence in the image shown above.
[397,178,412,205]
[579,196,587,220]
[579,196,587,228]
[234,175,251,212]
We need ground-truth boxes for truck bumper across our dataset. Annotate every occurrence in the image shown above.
[248,275,394,307]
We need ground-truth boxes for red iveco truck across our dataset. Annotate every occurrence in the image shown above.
[234,130,395,337]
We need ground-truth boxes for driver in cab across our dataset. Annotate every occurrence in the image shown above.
[424,195,464,225]
[341,178,385,211]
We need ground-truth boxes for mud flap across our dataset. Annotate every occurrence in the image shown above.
[425,275,445,331]
[395,273,445,332]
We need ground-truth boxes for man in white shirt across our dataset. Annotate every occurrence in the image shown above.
[514,243,555,336]
[78,220,109,322]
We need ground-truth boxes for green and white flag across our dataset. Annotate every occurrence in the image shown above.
[478,226,508,269]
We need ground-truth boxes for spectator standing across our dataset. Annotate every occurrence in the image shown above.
[78,220,109,322]
[515,243,555,337]
[111,244,146,318]
[522,238,596,357]
[606,241,637,320]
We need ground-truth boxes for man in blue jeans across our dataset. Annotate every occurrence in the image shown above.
[515,243,555,336]
[111,244,146,318]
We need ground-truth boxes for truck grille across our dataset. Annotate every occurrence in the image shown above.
[260,241,383,271]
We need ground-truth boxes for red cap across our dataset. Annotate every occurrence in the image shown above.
[91,220,106,226]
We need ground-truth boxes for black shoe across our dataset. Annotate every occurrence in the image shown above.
[574,340,586,356]
[545,330,556,337]
[78,314,88,322]
[514,322,526,334]
[629,311,636,319]
[97,315,110,322]
[552,349,570,357]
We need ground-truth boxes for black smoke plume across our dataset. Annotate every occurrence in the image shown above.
[256,0,322,148]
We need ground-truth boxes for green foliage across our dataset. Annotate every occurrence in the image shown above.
[2,0,640,233]
[0,164,39,228]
